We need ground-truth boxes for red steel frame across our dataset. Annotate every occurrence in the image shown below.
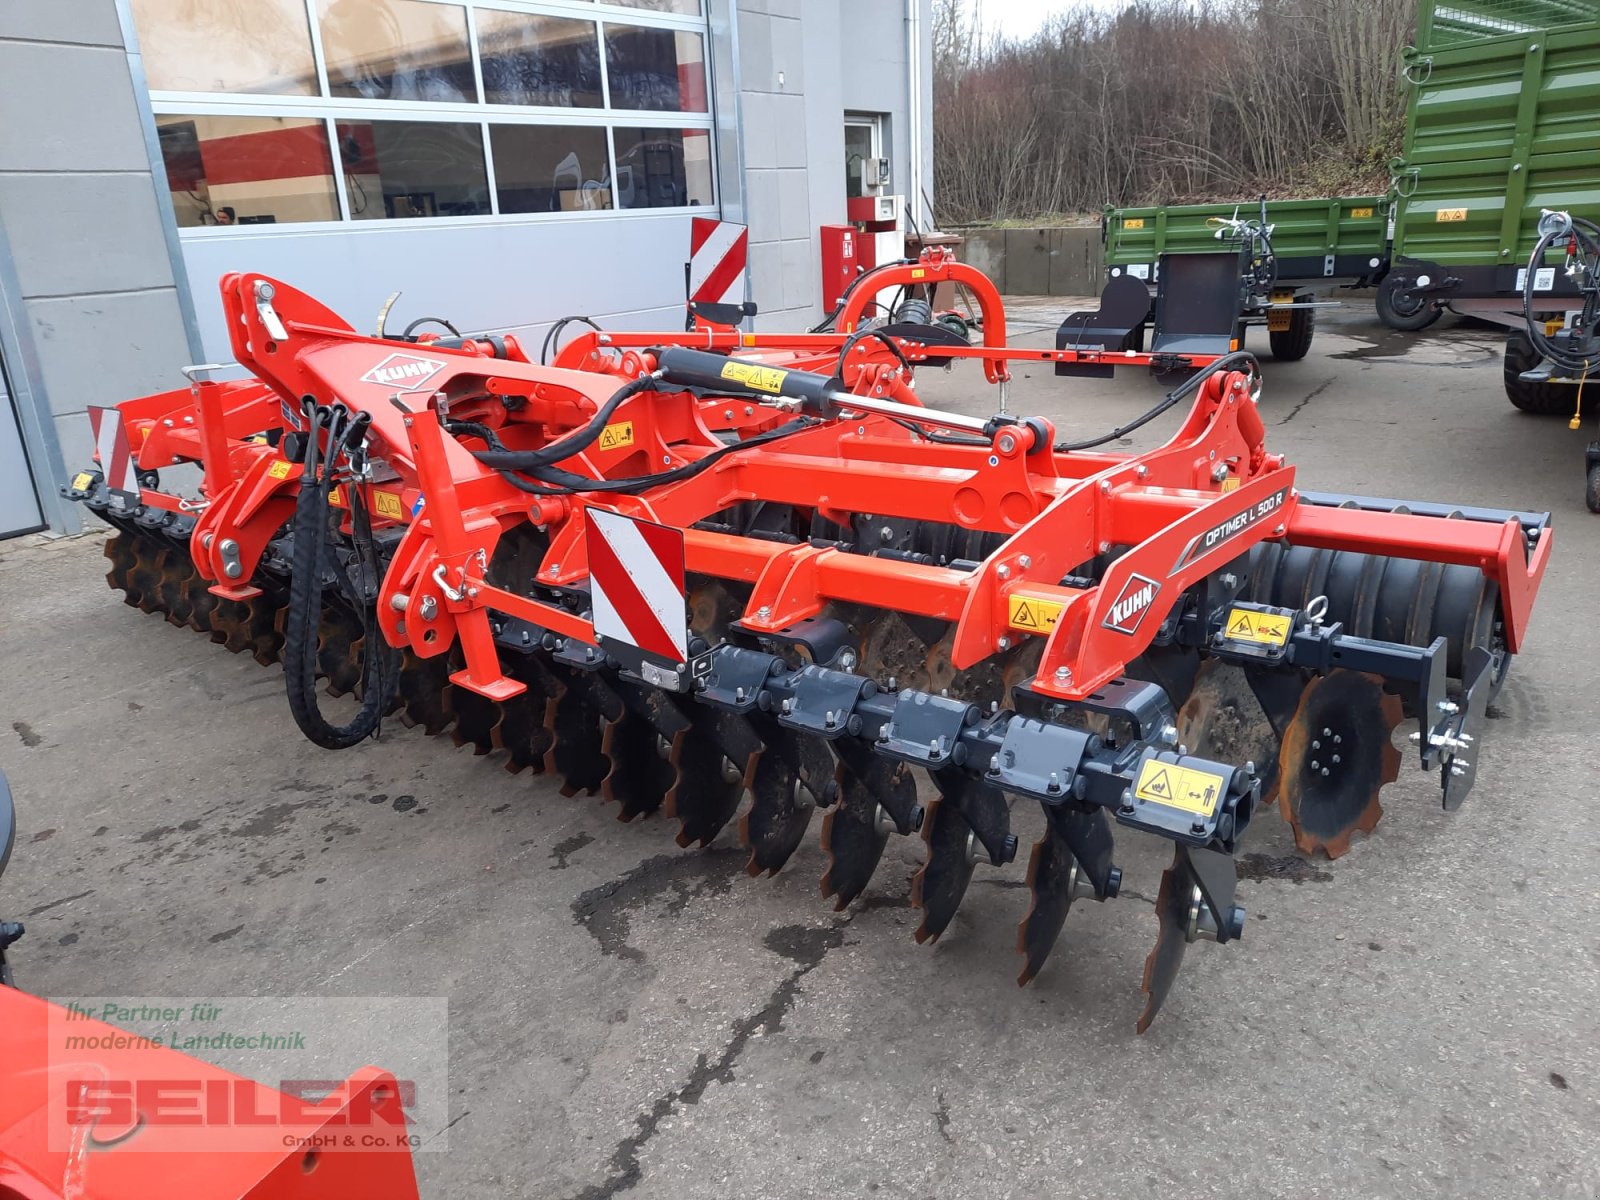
[107,264,1552,711]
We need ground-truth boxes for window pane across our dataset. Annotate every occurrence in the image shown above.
[606,0,702,14]
[156,115,339,227]
[491,125,613,212]
[604,27,708,112]
[131,0,317,95]
[336,121,490,219]
[476,11,602,108]
[612,127,712,209]
[318,0,476,102]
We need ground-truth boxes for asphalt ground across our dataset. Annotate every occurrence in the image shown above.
[2,299,1596,1199]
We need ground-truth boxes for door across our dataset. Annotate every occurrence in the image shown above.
[844,115,883,198]
[0,348,44,538]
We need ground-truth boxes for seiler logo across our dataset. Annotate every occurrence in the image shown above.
[360,353,448,392]
[1103,573,1162,635]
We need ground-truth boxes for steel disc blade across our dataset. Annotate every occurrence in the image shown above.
[450,688,503,755]
[602,711,679,820]
[550,671,619,797]
[818,768,891,910]
[183,568,220,634]
[1277,670,1403,858]
[158,551,197,627]
[394,651,455,736]
[319,614,363,698]
[741,748,814,877]
[1018,802,1116,985]
[1177,660,1285,800]
[910,797,977,944]
[1137,846,1193,1035]
[665,709,751,848]
[124,537,163,612]
[493,659,559,774]
[103,533,138,598]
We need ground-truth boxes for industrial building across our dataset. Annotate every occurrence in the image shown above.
[0,0,934,536]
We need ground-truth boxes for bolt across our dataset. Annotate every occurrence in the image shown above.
[1437,700,1459,715]
[1310,760,1320,771]
[997,433,1016,453]
[997,635,1011,650]
[744,406,753,416]
[989,755,1001,773]
[1047,772,1061,792]
[1136,464,1148,479]
[880,525,894,542]
[997,564,1010,579]
[1331,754,1341,765]
[1322,727,1332,737]
[838,649,858,671]
[163,418,174,428]
[757,606,771,620]
[1099,480,1112,493]
[1191,819,1207,834]
[1220,573,1237,588]
[1055,665,1071,680]
[735,686,746,702]
[1320,768,1330,777]
[1312,739,1321,750]
[389,593,410,613]
[723,409,734,420]
[418,596,438,621]
[780,698,793,714]
[1018,554,1034,570]
[824,710,838,728]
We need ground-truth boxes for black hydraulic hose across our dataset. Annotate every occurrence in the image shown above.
[283,402,394,750]
[1054,350,1260,452]
[810,258,918,332]
[493,418,819,496]
[836,327,913,378]
[540,315,604,365]
[1523,215,1600,374]
[402,315,461,338]
[471,374,659,471]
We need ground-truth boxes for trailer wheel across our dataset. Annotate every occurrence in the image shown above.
[1586,461,1600,514]
[1375,277,1443,332]
[1503,330,1589,416]
[1268,306,1315,361]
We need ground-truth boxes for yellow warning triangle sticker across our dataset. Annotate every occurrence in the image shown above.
[1228,612,1253,637]
[1015,601,1037,627]
[1143,768,1172,798]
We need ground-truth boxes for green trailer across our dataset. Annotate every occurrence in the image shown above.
[1380,0,1600,349]
[1099,195,1391,361]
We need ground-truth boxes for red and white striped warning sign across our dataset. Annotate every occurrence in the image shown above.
[688,217,748,306]
[87,406,141,500]
[585,509,688,663]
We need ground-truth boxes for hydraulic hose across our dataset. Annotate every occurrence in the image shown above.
[1522,213,1600,375]
[283,402,394,749]
[471,374,659,471]
[1054,350,1260,452]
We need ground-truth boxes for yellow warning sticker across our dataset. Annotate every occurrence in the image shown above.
[1351,206,1374,219]
[1224,607,1291,647]
[598,421,635,451]
[720,361,789,395]
[71,472,94,491]
[372,490,405,521]
[1135,759,1226,818]
[1007,593,1064,634]
[1124,218,1145,229]
[267,460,292,479]
[328,485,344,507]
[1220,477,1241,493]
[910,268,927,279]
[1436,207,1468,223]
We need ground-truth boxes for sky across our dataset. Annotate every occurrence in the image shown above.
[975,0,1137,42]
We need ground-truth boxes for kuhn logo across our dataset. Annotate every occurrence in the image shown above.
[360,353,447,392]
[1103,573,1161,635]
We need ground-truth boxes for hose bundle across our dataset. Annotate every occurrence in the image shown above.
[283,400,395,749]
[1522,211,1600,376]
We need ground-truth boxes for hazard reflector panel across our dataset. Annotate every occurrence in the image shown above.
[87,405,140,503]
[585,509,688,664]
[689,217,748,306]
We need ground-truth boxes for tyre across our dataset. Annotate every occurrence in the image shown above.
[1586,461,1600,514]
[1268,305,1315,361]
[1503,329,1586,416]
[1375,276,1444,331]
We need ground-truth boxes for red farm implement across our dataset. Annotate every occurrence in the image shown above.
[63,253,1551,1031]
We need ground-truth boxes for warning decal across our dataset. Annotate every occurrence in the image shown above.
[1435,207,1468,223]
[1135,759,1226,818]
[373,490,405,520]
[267,460,293,480]
[1008,593,1064,633]
[598,421,635,451]
[1224,607,1291,647]
[720,361,789,394]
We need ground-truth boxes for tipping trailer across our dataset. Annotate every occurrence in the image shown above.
[1379,0,1600,419]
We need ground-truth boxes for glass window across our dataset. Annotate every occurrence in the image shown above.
[612,127,711,209]
[335,121,490,219]
[603,27,708,112]
[491,124,613,213]
[318,0,477,102]
[131,0,318,95]
[156,115,339,227]
[606,0,702,14]
[476,11,602,108]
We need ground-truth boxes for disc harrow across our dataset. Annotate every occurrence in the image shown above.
[61,254,1551,1030]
